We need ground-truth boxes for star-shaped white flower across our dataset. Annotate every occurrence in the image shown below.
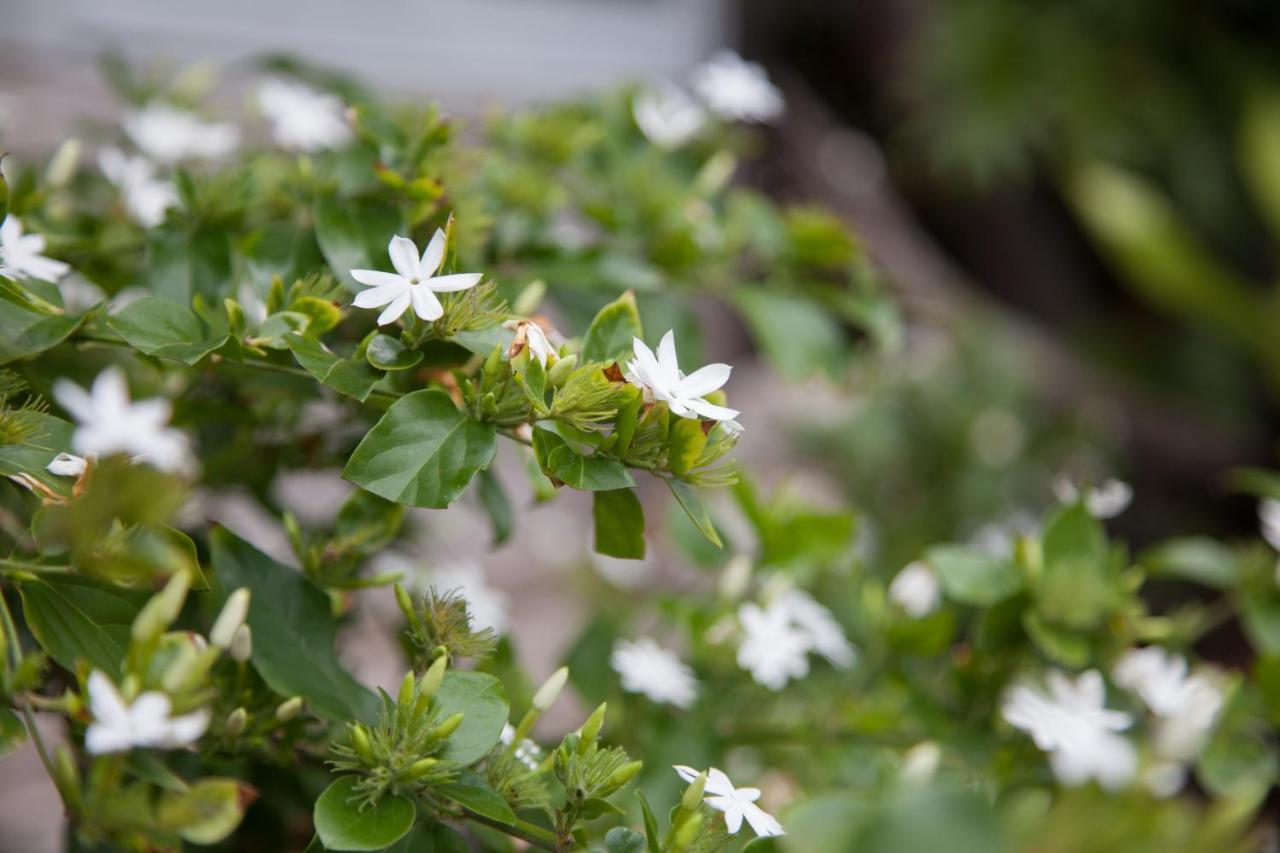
[256,79,353,152]
[123,104,239,164]
[610,638,699,708]
[633,83,707,148]
[1053,475,1133,519]
[0,215,70,282]
[773,589,856,668]
[625,331,738,422]
[674,765,784,838]
[889,560,942,617]
[690,51,784,123]
[52,367,193,474]
[84,670,210,755]
[351,231,483,325]
[98,147,177,228]
[736,601,811,690]
[1112,646,1224,761]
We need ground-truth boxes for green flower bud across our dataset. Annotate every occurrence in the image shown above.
[403,757,440,781]
[275,697,304,722]
[606,760,643,792]
[229,625,252,663]
[131,571,192,643]
[210,588,250,649]
[577,703,607,755]
[394,583,415,622]
[429,711,465,741]
[160,642,200,693]
[350,725,374,763]
[546,353,577,387]
[672,811,703,849]
[224,707,248,737]
[53,745,82,811]
[532,666,568,712]
[420,655,448,700]
[681,771,707,812]
[398,670,417,709]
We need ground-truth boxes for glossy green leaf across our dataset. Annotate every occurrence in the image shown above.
[19,577,145,678]
[581,290,642,364]
[606,827,647,853]
[284,333,383,402]
[924,545,1022,607]
[384,822,467,853]
[437,769,517,825]
[0,289,82,364]
[343,389,497,509]
[211,527,378,721]
[593,488,646,559]
[314,196,401,292]
[108,296,229,365]
[366,334,424,371]
[431,670,509,766]
[734,286,846,381]
[667,479,722,548]
[0,411,73,496]
[533,427,635,491]
[313,776,415,851]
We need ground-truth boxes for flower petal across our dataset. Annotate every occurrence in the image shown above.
[388,235,421,279]
[377,292,412,325]
[420,228,445,274]
[410,286,444,321]
[351,269,404,288]
[703,767,737,798]
[630,338,666,391]
[655,330,681,386]
[742,802,785,837]
[722,804,745,834]
[674,363,731,398]
[427,273,483,293]
[684,398,740,422]
[85,722,133,755]
[87,671,129,727]
[353,282,407,308]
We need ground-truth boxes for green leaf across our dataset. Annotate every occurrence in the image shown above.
[107,296,229,365]
[384,822,467,853]
[1141,537,1239,589]
[667,418,707,477]
[593,489,646,559]
[314,196,401,292]
[1241,594,1280,655]
[0,289,81,364]
[667,479,722,548]
[1022,611,1091,668]
[476,469,513,546]
[437,769,517,825]
[147,228,232,304]
[606,827,647,853]
[313,776,415,851]
[284,333,383,402]
[210,527,378,721]
[581,291,642,364]
[635,792,661,853]
[366,334,424,371]
[0,411,73,496]
[923,545,1022,607]
[734,286,846,381]
[343,389,497,509]
[19,577,145,678]
[1036,503,1115,629]
[532,427,635,491]
[157,778,251,845]
[431,671,509,766]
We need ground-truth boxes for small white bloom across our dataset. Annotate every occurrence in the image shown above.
[123,104,239,164]
[499,723,543,771]
[674,765,784,838]
[1053,475,1133,519]
[1002,669,1136,790]
[98,147,177,227]
[690,51,784,123]
[633,83,707,147]
[610,638,699,708]
[426,562,510,636]
[736,601,810,690]
[1112,646,1225,761]
[257,78,353,152]
[773,589,856,668]
[46,452,87,478]
[351,231,483,325]
[626,330,739,423]
[84,670,210,755]
[0,215,70,281]
[1260,499,1280,551]
[52,368,193,474]
[889,561,941,618]
[969,512,1039,558]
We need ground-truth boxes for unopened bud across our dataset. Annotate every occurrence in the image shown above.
[394,584,415,622]
[532,666,568,712]
[230,625,252,663]
[45,138,81,187]
[275,697,303,722]
[210,588,250,648]
[350,725,374,763]
[398,670,417,709]
[161,642,199,693]
[681,771,707,812]
[224,707,248,737]
[577,703,607,754]
[404,757,439,780]
[429,712,465,741]
[132,572,192,643]
[420,655,448,700]
[546,353,577,387]
[606,760,643,791]
[718,554,753,601]
[672,811,703,849]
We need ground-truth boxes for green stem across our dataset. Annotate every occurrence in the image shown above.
[0,558,72,576]
[457,807,557,851]
[0,588,61,796]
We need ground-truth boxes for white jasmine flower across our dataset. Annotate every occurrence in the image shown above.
[736,601,810,690]
[428,562,509,636]
[351,231,483,325]
[0,215,70,281]
[773,589,856,668]
[633,83,707,147]
[52,367,193,474]
[499,723,543,771]
[889,561,942,617]
[46,452,87,478]
[123,104,239,164]
[610,638,699,709]
[84,670,210,754]
[1260,499,1280,551]
[97,147,177,227]
[626,330,739,422]
[1053,475,1133,519]
[1002,669,1136,790]
[690,51,784,123]
[1112,646,1225,761]
[674,765,784,838]
[256,79,353,152]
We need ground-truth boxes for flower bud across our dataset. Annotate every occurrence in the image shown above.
[672,811,703,849]
[429,712,465,741]
[398,670,417,710]
[224,707,248,737]
[394,583,415,622]
[681,771,707,812]
[230,625,252,663]
[131,571,192,643]
[404,757,440,781]
[275,697,303,722]
[532,666,568,712]
[45,138,82,187]
[606,760,643,792]
[546,353,577,387]
[210,588,250,649]
[420,655,448,700]
[161,642,200,693]
[350,724,374,763]
[577,703,607,754]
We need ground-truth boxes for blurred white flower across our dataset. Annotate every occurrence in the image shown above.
[499,723,543,771]
[633,83,706,147]
[85,670,209,754]
[888,561,941,618]
[257,78,352,152]
[674,765,784,837]
[690,51,784,123]
[46,452,87,478]
[351,231,482,325]
[427,562,509,636]
[1112,646,1225,761]
[1053,475,1133,519]
[736,601,810,690]
[0,215,70,281]
[773,589,856,667]
[1002,669,1136,790]
[53,367,192,474]
[57,276,107,312]
[1260,499,1280,551]
[98,147,177,227]
[626,330,738,422]
[610,638,699,708]
[970,512,1039,558]
[124,104,239,164]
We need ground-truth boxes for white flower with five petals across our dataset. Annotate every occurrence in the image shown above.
[257,79,353,152]
[625,331,738,422]
[0,215,70,281]
[633,83,707,148]
[84,670,210,755]
[1053,475,1133,519]
[736,601,811,690]
[351,231,483,325]
[610,638,699,708]
[123,104,239,164]
[674,765,784,837]
[690,51,784,124]
[98,147,177,228]
[53,367,193,474]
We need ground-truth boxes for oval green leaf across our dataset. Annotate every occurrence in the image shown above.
[314,776,415,851]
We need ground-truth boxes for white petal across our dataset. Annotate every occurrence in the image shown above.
[703,767,737,798]
[655,330,681,386]
[353,281,407,308]
[52,380,96,423]
[130,692,174,732]
[742,802,785,837]
[675,363,731,399]
[387,235,421,280]
[85,722,133,755]
[351,269,405,288]
[0,215,20,245]
[377,292,412,325]
[410,286,444,321]
[47,452,87,477]
[426,273,483,293]
[420,229,446,274]
[673,765,700,784]
[683,398,740,422]
[164,709,210,746]
[87,671,129,727]
[630,338,666,391]
[722,803,745,834]
[733,786,761,802]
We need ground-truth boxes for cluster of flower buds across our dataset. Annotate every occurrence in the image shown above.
[551,701,643,823]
